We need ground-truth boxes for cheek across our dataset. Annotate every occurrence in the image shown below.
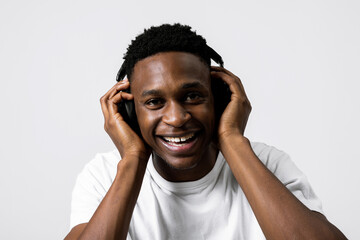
[192,103,215,129]
[134,104,159,142]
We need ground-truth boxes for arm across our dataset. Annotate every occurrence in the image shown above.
[211,67,347,240]
[65,79,151,240]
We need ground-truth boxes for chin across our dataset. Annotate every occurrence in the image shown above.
[165,157,200,170]
[153,152,202,171]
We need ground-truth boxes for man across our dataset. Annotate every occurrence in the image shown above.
[65,24,347,239]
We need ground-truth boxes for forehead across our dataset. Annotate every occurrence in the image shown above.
[130,52,210,91]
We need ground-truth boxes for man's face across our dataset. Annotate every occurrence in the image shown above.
[130,52,216,176]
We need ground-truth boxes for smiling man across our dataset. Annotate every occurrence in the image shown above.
[65,24,347,239]
[131,52,218,182]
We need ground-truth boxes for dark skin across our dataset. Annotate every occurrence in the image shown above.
[65,52,347,240]
[130,52,218,182]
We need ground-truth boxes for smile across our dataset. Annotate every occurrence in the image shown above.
[158,132,199,153]
[162,132,195,144]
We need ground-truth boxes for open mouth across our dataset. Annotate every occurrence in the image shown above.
[161,132,197,146]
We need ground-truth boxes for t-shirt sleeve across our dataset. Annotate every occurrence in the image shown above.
[69,153,114,229]
[69,151,133,239]
[251,142,324,215]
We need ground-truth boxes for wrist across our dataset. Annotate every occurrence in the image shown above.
[219,132,251,156]
[117,154,149,174]
[219,131,249,147]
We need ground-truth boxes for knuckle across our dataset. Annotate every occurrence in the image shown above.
[104,123,109,132]
[104,119,116,131]
[109,118,119,128]
[106,98,114,105]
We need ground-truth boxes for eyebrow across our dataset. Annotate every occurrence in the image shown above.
[141,81,206,98]
[181,82,204,90]
[141,89,163,98]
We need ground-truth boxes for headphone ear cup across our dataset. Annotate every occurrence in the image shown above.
[211,76,231,125]
[125,100,135,121]
[124,100,141,136]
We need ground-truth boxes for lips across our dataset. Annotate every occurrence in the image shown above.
[157,131,199,154]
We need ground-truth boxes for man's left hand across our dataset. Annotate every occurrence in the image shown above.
[211,66,252,142]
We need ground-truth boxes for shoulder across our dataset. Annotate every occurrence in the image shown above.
[72,149,121,201]
[250,141,290,165]
[249,142,303,183]
[251,142,324,214]
[84,149,120,174]
[69,149,120,229]
[76,149,120,188]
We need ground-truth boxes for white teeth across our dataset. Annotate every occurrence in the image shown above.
[163,133,195,143]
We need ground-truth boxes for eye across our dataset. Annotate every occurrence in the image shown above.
[145,98,164,109]
[184,92,203,103]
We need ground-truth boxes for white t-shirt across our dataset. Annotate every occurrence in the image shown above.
[70,142,323,240]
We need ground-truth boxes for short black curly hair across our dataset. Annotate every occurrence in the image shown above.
[116,23,224,81]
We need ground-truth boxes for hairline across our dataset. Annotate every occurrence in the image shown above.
[128,50,210,82]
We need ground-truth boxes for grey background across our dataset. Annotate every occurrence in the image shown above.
[1,0,359,239]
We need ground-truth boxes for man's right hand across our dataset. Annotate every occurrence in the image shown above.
[100,79,150,161]
[65,80,152,240]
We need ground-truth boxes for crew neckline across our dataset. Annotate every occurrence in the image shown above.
[147,152,225,194]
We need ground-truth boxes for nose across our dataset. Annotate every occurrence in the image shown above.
[162,101,191,127]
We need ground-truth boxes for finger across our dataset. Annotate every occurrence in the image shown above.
[107,92,133,116]
[211,71,242,95]
[107,93,135,119]
[211,66,249,96]
[111,91,134,103]
[211,70,249,101]
[107,80,131,115]
[211,72,251,108]
[211,66,238,79]
[211,67,246,95]
[109,80,130,99]
[115,78,129,90]
[100,80,130,119]
[103,81,125,98]
[100,94,110,120]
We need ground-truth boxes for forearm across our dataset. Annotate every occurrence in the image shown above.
[220,134,347,240]
[77,156,148,240]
